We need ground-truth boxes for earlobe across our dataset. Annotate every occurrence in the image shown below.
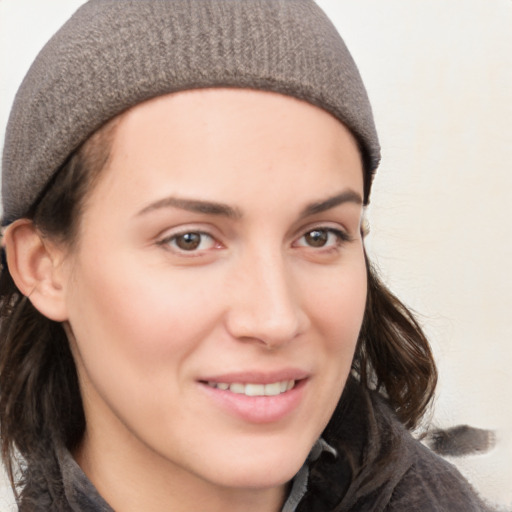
[3,219,69,322]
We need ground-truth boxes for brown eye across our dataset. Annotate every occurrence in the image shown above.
[295,228,350,249]
[175,232,202,250]
[164,231,216,252]
[304,229,329,247]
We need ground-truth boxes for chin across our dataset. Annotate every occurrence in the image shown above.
[193,438,312,490]
[209,463,300,491]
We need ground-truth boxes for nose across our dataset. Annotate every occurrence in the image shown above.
[224,248,310,349]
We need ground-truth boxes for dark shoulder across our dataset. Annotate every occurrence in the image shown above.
[368,388,494,512]
[386,434,493,511]
[313,380,494,512]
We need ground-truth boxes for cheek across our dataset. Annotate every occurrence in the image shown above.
[295,253,367,439]
[65,258,227,441]
[65,254,224,393]
[308,255,367,353]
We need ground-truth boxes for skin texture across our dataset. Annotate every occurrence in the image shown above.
[10,89,367,512]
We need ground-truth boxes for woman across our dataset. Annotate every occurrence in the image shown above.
[0,1,491,510]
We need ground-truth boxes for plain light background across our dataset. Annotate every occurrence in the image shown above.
[1,0,511,510]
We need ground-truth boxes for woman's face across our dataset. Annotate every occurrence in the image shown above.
[61,89,366,493]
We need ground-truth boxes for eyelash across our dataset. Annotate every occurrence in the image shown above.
[157,230,219,254]
[157,226,352,255]
[294,227,352,250]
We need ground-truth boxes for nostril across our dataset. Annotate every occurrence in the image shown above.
[225,306,307,348]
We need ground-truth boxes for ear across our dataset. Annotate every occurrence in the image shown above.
[3,219,70,322]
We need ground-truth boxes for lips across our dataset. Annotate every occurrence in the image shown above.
[199,370,309,423]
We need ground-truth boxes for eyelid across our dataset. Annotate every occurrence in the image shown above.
[292,225,354,249]
[294,220,354,240]
[156,225,224,255]
[155,221,221,242]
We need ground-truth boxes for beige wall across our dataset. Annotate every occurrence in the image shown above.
[316,1,512,508]
[1,0,511,509]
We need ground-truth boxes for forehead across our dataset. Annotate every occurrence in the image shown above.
[87,88,364,216]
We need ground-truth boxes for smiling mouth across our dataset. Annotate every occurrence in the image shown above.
[205,380,296,397]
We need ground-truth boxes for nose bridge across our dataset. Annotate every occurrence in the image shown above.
[225,242,307,346]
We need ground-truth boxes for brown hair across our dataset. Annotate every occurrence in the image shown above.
[356,258,437,429]
[0,120,436,500]
[0,121,116,501]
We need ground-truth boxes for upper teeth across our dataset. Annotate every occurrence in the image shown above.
[207,380,295,396]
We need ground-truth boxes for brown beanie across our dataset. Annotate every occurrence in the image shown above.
[1,0,380,224]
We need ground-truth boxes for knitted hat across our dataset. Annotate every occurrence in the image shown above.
[1,0,380,224]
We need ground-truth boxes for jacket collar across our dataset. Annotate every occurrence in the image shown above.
[297,377,416,511]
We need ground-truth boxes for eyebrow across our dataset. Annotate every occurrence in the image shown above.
[299,190,363,218]
[137,196,242,219]
[136,189,362,219]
